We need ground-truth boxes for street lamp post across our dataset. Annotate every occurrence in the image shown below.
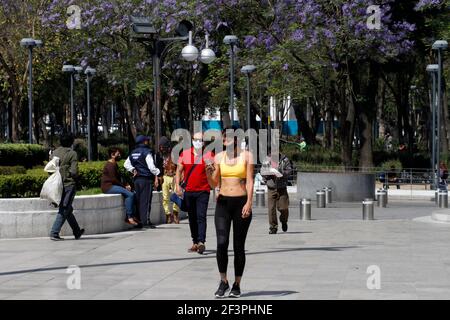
[20,38,43,144]
[223,35,238,126]
[432,40,448,188]
[427,64,439,189]
[85,67,96,161]
[241,65,256,130]
[131,16,215,147]
[62,65,83,134]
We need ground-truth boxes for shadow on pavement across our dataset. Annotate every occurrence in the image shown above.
[241,290,299,298]
[0,246,359,277]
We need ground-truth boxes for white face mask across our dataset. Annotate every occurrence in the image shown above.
[192,140,203,150]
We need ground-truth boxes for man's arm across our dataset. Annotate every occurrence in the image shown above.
[282,157,294,178]
[174,163,184,195]
[145,154,160,176]
[69,152,79,179]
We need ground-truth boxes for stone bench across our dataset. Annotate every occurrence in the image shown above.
[0,192,186,239]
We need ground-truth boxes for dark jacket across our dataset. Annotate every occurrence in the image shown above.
[51,147,78,187]
[101,161,124,193]
[129,144,154,178]
[263,153,293,189]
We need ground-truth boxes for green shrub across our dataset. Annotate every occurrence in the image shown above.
[0,144,47,168]
[0,166,27,175]
[98,144,129,161]
[380,159,403,171]
[0,160,133,198]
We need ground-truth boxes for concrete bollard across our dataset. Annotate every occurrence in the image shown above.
[376,189,387,208]
[323,187,332,204]
[438,190,448,208]
[300,198,311,220]
[362,198,374,220]
[316,190,326,208]
[255,189,265,207]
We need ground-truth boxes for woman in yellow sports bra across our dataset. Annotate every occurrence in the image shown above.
[206,127,254,298]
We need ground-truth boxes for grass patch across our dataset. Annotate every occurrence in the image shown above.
[77,188,102,195]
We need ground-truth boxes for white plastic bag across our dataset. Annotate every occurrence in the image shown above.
[44,156,60,173]
[40,156,63,206]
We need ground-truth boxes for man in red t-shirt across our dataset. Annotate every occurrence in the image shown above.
[175,131,214,254]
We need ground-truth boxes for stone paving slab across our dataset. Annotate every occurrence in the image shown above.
[1,200,450,300]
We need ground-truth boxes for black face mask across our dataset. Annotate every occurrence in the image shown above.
[115,155,122,161]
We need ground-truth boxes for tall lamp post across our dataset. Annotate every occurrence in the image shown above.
[20,38,43,144]
[131,16,215,147]
[85,67,96,162]
[223,35,238,127]
[240,65,256,130]
[427,64,439,189]
[62,65,83,134]
[432,40,448,188]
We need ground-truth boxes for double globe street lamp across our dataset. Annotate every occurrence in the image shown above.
[223,35,238,126]
[241,65,256,130]
[62,65,83,134]
[427,64,439,189]
[20,38,43,144]
[85,67,96,162]
[131,16,216,149]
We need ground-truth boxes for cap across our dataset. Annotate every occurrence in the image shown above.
[159,136,170,147]
[135,135,150,144]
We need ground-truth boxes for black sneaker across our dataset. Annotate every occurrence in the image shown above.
[214,281,230,298]
[282,222,288,232]
[50,235,64,241]
[229,282,241,298]
[269,228,277,234]
[74,229,85,240]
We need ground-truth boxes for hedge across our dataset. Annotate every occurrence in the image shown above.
[0,166,27,175]
[0,160,133,198]
[0,144,47,168]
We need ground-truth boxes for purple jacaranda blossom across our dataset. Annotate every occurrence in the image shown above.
[291,29,304,41]
[244,36,257,48]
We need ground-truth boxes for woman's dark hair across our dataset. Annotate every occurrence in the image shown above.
[108,147,121,159]
[60,133,74,148]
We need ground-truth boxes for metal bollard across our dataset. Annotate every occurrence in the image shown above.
[316,190,326,208]
[435,190,439,205]
[438,190,448,208]
[255,189,265,207]
[323,187,332,204]
[376,189,387,208]
[362,198,374,220]
[300,198,311,220]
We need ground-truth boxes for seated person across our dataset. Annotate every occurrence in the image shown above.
[386,166,400,189]
[101,147,137,225]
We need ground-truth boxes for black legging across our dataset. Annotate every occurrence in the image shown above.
[215,195,252,277]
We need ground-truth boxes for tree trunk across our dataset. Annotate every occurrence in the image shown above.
[376,79,386,139]
[123,84,137,140]
[11,91,20,142]
[336,77,355,169]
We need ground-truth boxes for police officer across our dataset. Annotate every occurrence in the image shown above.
[124,135,160,228]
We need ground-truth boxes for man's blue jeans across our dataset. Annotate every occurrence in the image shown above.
[50,185,81,237]
[184,191,210,244]
[105,185,135,218]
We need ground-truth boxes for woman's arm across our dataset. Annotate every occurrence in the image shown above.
[246,151,254,203]
[207,152,221,188]
[242,151,254,218]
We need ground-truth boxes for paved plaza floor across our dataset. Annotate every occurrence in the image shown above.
[1,199,450,300]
